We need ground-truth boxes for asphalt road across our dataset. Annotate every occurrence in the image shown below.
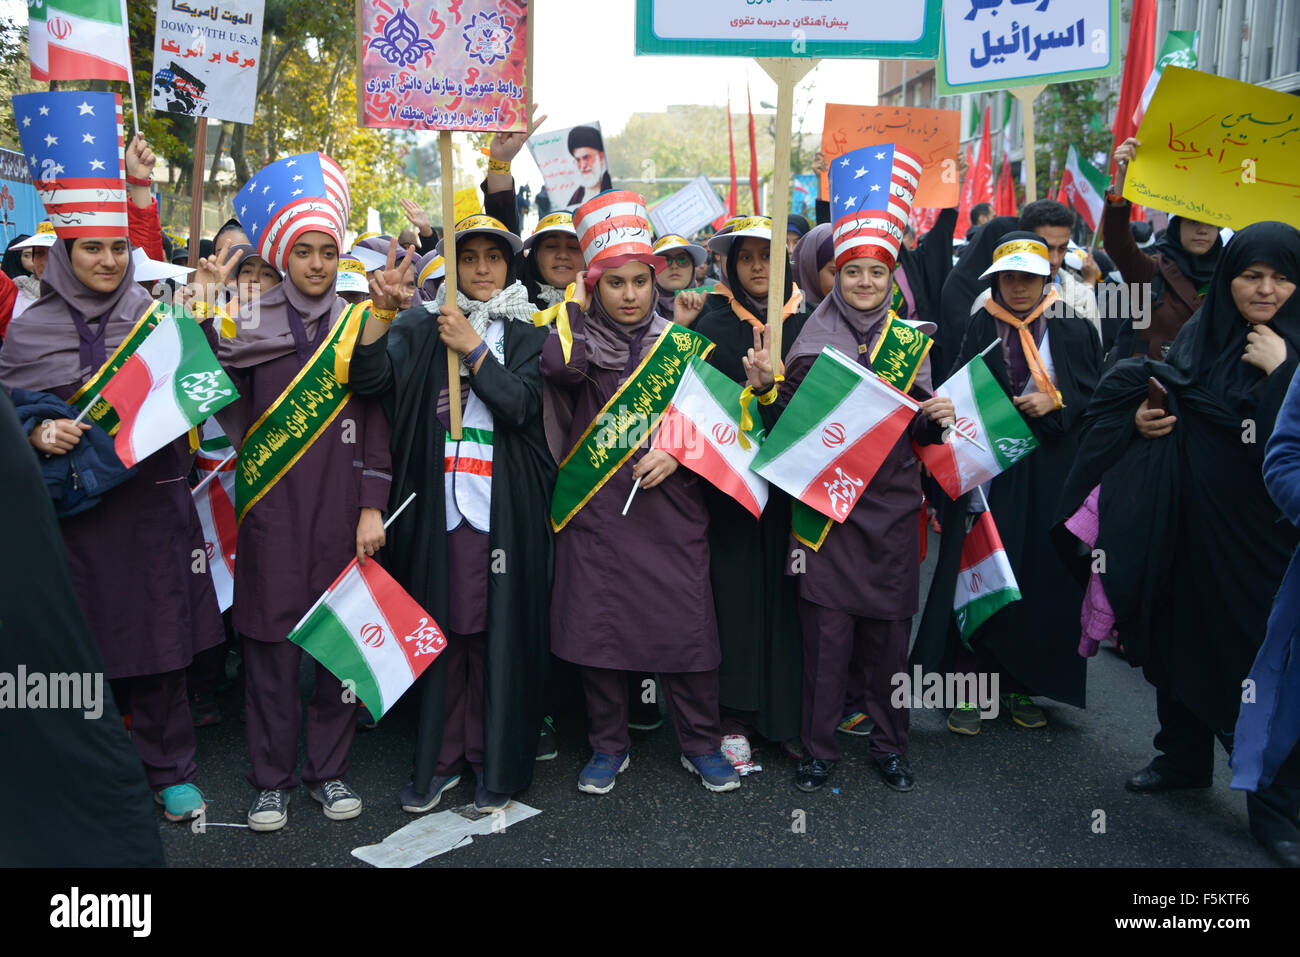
[157,533,1275,869]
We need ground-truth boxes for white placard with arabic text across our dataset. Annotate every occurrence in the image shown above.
[647,176,726,240]
[151,0,265,125]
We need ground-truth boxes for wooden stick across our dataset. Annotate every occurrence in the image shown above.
[758,57,818,364]
[190,449,236,495]
[187,116,209,269]
[383,491,417,530]
[440,130,462,440]
[1011,85,1045,204]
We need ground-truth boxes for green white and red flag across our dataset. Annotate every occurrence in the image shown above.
[192,421,237,612]
[28,0,133,83]
[751,346,918,523]
[914,354,1038,501]
[954,507,1021,642]
[99,308,238,468]
[652,357,768,519]
[1056,144,1109,232]
[288,558,446,719]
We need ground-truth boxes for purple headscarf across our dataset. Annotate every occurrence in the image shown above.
[0,239,156,391]
[412,249,443,306]
[792,223,833,310]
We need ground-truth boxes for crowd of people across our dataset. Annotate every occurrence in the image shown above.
[2,104,1298,868]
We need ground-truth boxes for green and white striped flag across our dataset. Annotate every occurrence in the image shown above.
[28,0,132,83]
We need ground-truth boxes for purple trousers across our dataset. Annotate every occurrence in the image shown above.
[800,600,909,762]
[434,630,486,779]
[580,667,721,757]
[127,669,197,790]
[243,637,357,791]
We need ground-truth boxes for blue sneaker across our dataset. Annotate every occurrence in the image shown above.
[577,752,630,795]
[155,783,205,822]
[474,777,511,813]
[399,774,461,814]
[680,752,741,792]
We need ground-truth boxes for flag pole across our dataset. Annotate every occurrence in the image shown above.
[187,117,208,268]
[384,491,417,530]
[621,476,643,517]
[440,130,462,441]
[71,392,104,427]
[119,0,140,137]
[190,449,236,495]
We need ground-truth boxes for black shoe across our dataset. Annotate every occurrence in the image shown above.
[794,757,835,792]
[1262,839,1300,868]
[1124,763,1212,793]
[875,753,914,792]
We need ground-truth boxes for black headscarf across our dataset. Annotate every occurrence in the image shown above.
[1165,221,1300,415]
[2,235,32,279]
[1151,215,1223,309]
[724,237,793,319]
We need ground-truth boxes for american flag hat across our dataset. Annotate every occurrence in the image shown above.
[573,190,658,270]
[829,143,923,272]
[13,91,127,240]
[233,152,351,274]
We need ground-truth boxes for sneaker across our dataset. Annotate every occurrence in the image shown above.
[189,691,221,727]
[155,783,205,822]
[474,777,511,813]
[356,704,377,731]
[536,715,558,761]
[309,779,362,821]
[836,711,874,736]
[248,788,288,832]
[720,734,762,775]
[947,703,982,736]
[399,774,461,813]
[577,752,630,795]
[680,752,741,792]
[1002,693,1047,729]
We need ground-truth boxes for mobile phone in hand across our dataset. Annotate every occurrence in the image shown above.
[1147,376,1169,415]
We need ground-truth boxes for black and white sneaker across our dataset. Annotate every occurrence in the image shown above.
[248,788,288,832]
[309,779,363,821]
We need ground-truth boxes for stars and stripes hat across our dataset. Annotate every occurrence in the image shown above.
[828,143,923,272]
[13,91,126,240]
[233,152,352,274]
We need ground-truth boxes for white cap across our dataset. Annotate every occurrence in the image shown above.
[132,247,194,283]
[979,235,1052,279]
[336,257,369,293]
[10,222,57,249]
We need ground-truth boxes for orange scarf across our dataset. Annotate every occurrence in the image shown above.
[983,286,1062,409]
[711,282,803,331]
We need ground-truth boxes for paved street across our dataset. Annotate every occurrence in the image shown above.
[155,534,1274,869]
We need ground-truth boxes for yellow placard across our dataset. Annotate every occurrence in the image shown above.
[1124,67,1300,230]
[453,187,483,227]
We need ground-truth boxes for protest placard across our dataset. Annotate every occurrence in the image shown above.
[1124,66,1300,231]
[151,0,264,124]
[357,0,529,133]
[646,176,726,240]
[819,105,961,209]
[0,149,45,248]
[936,0,1119,96]
[453,186,483,225]
[527,122,610,212]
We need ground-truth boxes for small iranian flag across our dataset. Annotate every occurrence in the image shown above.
[192,421,237,612]
[752,347,918,523]
[100,309,239,469]
[954,508,1021,642]
[29,0,133,83]
[1056,144,1109,232]
[915,354,1038,501]
[652,358,768,519]
[288,559,446,719]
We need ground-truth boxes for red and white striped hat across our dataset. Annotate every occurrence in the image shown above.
[234,152,351,273]
[828,143,923,272]
[573,190,663,278]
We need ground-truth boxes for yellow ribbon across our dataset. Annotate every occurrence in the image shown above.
[532,282,578,363]
[737,375,783,450]
[187,426,199,454]
[331,301,371,386]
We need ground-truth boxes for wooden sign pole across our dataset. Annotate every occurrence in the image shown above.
[440,130,462,440]
[758,57,817,363]
[1011,84,1045,204]
[187,116,209,268]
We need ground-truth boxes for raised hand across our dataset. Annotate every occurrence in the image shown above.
[490,102,547,164]
[369,236,416,312]
[398,198,432,236]
[740,322,775,393]
[674,290,705,327]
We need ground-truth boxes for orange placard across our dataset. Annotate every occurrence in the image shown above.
[820,104,961,209]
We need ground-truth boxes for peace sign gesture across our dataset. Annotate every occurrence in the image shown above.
[741,323,776,393]
[369,236,416,313]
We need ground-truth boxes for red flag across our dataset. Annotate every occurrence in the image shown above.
[994,152,1016,217]
[954,144,977,240]
[1113,0,1156,157]
[747,85,761,216]
[714,97,738,230]
[955,106,994,239]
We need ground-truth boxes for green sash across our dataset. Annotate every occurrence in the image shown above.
[68,301,164,435]
[868,311,932,393]
[550,323,713,532]
[235,302,369,523]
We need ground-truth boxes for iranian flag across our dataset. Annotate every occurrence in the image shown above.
[954,508,1021,642]
[100,309,239,469]
[915,354,1038,501]
[288,558,447,719]
[1057,144,1109,232]
[652,357,768,519]
[751,346,918,523]
[28,0,133,83]
[192,422,237,612]
[1134,30,1200,127]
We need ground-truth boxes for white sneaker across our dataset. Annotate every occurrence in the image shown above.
[721,734,762,775]
[309,779,362,821]
[248,788,288,832]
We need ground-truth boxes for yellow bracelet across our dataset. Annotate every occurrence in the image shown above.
[487,157,511,175]
[757,375,784,405]
[189,299,213,318]
[370,306,397,323]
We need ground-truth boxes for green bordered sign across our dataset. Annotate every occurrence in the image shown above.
[936,0,1121,95]
[635,0,940,59]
